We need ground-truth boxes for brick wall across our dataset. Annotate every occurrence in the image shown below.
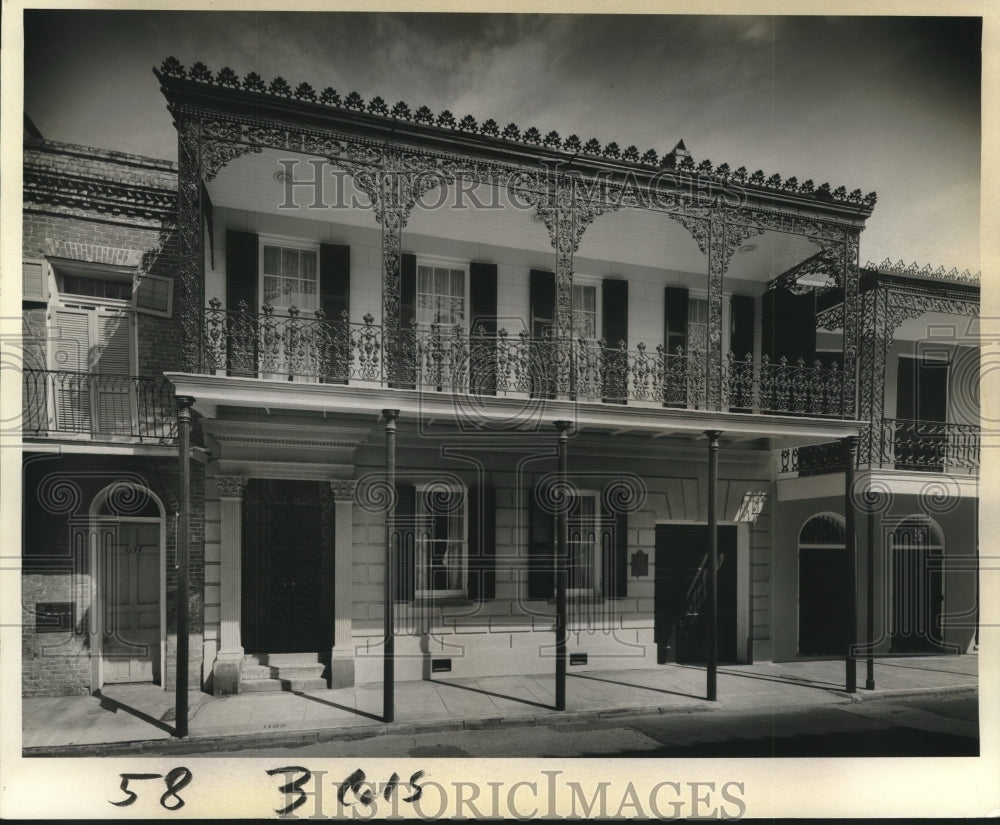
[21,454,205,696]
[23,139,181,380]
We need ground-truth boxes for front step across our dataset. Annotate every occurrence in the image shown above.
[239,652,328,693]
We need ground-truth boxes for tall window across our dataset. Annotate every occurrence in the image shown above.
[572,283,599,341]
[687,296,708,353]
[416,485,467,596]
[262,242,318,311]
[417,262,466,328]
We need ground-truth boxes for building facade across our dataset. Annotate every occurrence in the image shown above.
[19,59,979,699]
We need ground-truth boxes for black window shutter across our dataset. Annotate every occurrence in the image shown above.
[393,254,417,389]
[602,498,628,599]
[467,484,496,601]
[226,229,258,375]
[320,243,350,319]
[393,483,417,602]
[763,288,816,364]
[320,243,350,384]
[602,278,628,403]
[729,294,755,360]
[663,285,689,406]
[529,269,556,399]
[664,285,688,353]
[527,484,555,599]
[469,262,498,396]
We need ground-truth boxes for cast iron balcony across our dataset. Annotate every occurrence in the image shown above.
[781,419,981,476]
[22,369,177,443]
[202,302,849,418]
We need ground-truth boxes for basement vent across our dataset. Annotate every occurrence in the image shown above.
[431,658,452,673]
[570,653,588,666]
[35,602,74,633]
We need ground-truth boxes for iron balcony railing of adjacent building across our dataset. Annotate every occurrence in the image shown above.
[202,303,850,418]
[22,369,177,442]
[781,418,981,476]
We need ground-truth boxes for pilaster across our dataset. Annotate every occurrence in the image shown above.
[329,479,358,688]
[213,475,246,695]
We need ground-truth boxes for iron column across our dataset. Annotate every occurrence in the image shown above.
[706,429,722,701]
[843,435,859,693]
[554,420,572,711]
[175,395,195,738]
[382,409,399,723]
[866,504,876,690]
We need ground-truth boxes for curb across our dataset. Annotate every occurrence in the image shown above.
[22,683,977,758]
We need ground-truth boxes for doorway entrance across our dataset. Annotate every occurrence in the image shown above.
[895,355,948,470]
[654,524,738,664]
[102,522,161,684]
[242,479,335,654]
[890,517,944,653]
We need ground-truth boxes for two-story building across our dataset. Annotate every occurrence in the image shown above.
[19,59,979,703]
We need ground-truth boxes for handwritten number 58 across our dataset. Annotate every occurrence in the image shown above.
[110,768,193,810]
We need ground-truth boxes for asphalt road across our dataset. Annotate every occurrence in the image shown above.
[205,692,978,758]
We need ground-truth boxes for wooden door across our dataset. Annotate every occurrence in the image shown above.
[102,522,160,683]
[242,480,334,654]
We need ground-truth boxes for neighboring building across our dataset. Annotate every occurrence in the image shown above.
[19,60,979,699]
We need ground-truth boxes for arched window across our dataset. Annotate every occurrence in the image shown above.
[798,513,849,656]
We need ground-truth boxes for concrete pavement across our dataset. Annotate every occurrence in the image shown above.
[20,654,978,756]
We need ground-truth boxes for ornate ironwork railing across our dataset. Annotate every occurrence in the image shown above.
[781,418,980,475]
[22,369,177,442]
[202,302,848,417]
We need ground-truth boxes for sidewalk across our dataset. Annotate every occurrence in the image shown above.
[21,655,978,756]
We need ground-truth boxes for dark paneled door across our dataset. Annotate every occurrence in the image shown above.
[242,479,334,654]
[654,524,738,664]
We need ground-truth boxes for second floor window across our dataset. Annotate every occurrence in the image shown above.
[417,262,466,328]
[262,243,318,311]
[572,282,599,341]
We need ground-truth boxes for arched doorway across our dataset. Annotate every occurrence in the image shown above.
[90,483,165,686]
[889,516,945,653]
[798,513,849,656]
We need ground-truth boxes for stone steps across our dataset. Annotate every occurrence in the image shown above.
[239,652,328,693]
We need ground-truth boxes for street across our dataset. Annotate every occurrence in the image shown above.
[203,692,977,759]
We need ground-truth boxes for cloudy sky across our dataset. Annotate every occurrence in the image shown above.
[23,11,981,272]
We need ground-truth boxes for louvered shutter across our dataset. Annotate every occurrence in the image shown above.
[729,294,755,361]
[23,259,48,302]
[226,230,259,375]
[135,274,174,317]
[51,307,92,432]
[391,254,417,389]
[467,484,496,601]
[529,269,556,399]
[527,484,556,599]
[663,286,689,406]
[96,309,133,434]
[320,243,350,383]
[602,278,628,403]
[393,483,417,603]
[469,262,498,395]
[602,498,628,599]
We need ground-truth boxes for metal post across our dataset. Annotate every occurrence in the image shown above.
[175,395,195,738]
[866,505,876,690]
[843,435,859,693]
[382,409,399,723]
[554,420,572,711]
[706,430,721,701]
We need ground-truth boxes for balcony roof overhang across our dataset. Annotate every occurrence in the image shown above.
[155,70,873,228]
[165,372,864,448]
